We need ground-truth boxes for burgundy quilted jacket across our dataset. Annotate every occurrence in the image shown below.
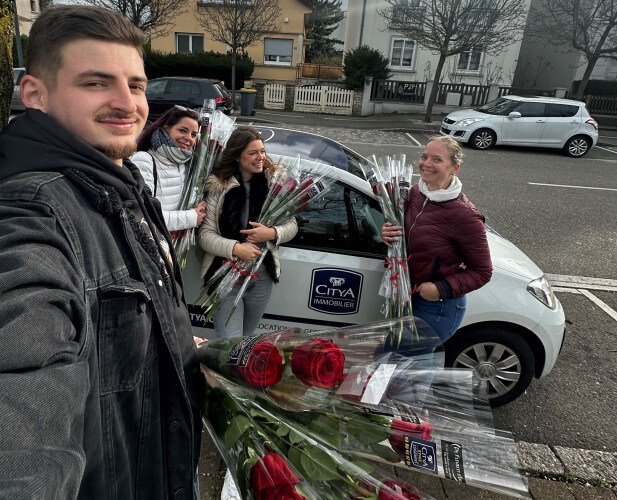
[404,184,493,299]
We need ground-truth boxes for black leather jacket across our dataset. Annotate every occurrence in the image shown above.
[0,110,205,499]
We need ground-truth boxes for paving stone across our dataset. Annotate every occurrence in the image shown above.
[567,483,617,500]
[394,468,446,500]
[199,431,226,499]
[528,478,575,499]
[515,442,565,477]
[554,447,617,483]
[441,478,519,499]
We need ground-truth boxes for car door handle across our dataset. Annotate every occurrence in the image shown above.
[536,120,546,123]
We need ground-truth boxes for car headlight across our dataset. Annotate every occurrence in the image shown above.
[457,117,485,127]
[527,275,557,310]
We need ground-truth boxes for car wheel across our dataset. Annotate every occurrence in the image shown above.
[563,136,591,158]
[469,129,496,150]
[444,325,535,407]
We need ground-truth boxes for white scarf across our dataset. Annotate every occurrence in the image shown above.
[418,176,462,202]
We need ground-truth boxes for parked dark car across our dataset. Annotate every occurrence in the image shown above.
[145,77,233,119]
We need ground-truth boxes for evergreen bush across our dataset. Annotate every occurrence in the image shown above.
[343,45,391,90]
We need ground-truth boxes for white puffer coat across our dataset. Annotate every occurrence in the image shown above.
[131,150,198,231]
[198,173,298,279]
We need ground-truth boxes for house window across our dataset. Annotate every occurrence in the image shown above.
[30,0,37,11]
[264,38,293,65]
[390,0,424,28]
[176,33,204,54]
[457,46,483,72]
[389,38,415,69]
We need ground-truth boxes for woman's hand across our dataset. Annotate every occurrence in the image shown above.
[232,241,263,263]
[381,222,403,248]
[194,201,206,226]
[240,222,276,244]
[418,282,440,301]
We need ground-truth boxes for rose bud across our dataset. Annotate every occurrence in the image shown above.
[291,338,345,389]
[251,452,305,500]
[269,182,283,197]
[232,342,283,389]
[284,177,298,192]
[388,418,433,457]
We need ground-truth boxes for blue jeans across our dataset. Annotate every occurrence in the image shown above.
[212,269,274,338]
[412,294,467,343]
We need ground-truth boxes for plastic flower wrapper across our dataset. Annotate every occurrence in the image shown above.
[197,317,530,499]
[196,156,335,325]
[173,103,237,269]
[202,365,435,500]
[362,155,416,348]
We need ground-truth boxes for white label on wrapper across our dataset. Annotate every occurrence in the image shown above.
[360,364,396,405]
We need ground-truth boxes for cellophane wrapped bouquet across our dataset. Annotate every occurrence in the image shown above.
[198,317,531,499]
[196,155,334,326]
[173,99,237,269]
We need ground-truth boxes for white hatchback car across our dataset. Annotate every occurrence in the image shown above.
[441,95,598,158]
[182,127,566,406]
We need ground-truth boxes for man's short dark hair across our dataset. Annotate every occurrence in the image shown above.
[26,5,146,89]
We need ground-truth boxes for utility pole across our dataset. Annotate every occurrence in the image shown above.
[12,0,23,67]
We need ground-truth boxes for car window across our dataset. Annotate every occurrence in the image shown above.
[13,69,25,86]
[286,181,387,257]
[169,80,200,96]
[546,103,579,117]
[146,80,167,96]
[476,97,520,116]
[513,102,546,117]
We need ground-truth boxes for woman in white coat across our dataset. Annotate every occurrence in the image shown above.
[132,106,206,232]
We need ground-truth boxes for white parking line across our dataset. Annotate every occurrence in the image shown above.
[549,274,617,322]
[405,133,422,147]
[578,289,617,321]
[528,182,617,192]
[594,145,617,154]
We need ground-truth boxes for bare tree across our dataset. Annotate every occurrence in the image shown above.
[196,0,281,104]
[380,0,527,122]
[81,0,187,38]
[1,0,15,130]
[527,0,617,99]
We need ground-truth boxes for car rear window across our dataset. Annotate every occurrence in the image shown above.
[146,80,167,96]
[546,104,579,117]
[169,80,200,96]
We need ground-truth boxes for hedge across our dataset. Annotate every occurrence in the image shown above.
[572,79,617,96]
[144,50,254,88]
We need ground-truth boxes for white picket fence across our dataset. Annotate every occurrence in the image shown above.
[293,85,354,115]
[264,84,286,110]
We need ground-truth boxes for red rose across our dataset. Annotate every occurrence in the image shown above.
[270,182,283,197]
[388,418,433,457]
[284,177,298,192]
[291,338,345,389]
[378,480,421,500]
[251,452,305,500]
[233,342,283,389]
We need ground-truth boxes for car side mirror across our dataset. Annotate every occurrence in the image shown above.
[508,111,522,119]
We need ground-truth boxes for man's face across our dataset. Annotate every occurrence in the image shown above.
[35,39,148,165]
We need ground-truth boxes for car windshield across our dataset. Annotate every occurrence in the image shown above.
[475,97,520,116]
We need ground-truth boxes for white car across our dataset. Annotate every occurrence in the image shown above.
[440,95,598,158]
[182,127,566,406]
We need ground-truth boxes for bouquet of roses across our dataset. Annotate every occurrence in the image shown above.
[196,156,334,325]
[203,364,435,500]
[198,317,530,499]
[173,100,237,269]
[362,155,415,347]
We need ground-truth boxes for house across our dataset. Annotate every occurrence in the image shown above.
[343,0,529,88]
[150,0,313,85]
[14,0,40,35]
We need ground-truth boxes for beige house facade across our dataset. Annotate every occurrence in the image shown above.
[15,0,40,35]
[150,0,313,84]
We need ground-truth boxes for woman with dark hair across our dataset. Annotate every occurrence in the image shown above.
[131,106,206,231]
[198,126,298,338]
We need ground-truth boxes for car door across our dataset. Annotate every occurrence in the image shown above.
[500,101,547,145]
[262,181,388,334]
[540,103,582,145]
[145,79,170,118]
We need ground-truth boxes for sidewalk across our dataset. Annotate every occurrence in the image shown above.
[198,431,617,499]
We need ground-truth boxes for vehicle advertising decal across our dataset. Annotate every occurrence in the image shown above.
[308,268,363,315]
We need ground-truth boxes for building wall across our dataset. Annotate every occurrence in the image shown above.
[15,0,40,35]
[150,0,311,84]
[345,0,528,87]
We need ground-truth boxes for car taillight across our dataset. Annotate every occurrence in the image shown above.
[215,97,226,103]
[586,118,598,130]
